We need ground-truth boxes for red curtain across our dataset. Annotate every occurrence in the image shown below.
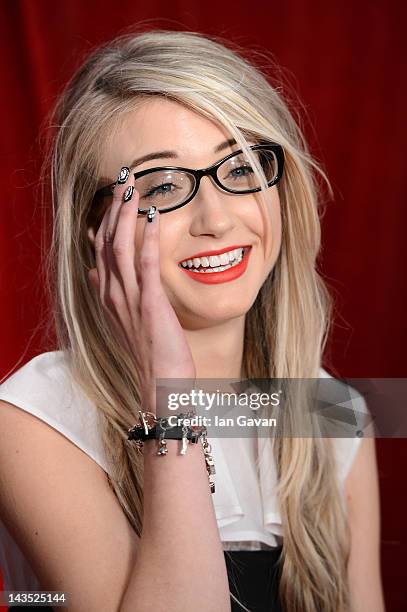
[1,1,406,610]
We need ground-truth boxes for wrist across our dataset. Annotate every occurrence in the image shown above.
[127,410,216,493]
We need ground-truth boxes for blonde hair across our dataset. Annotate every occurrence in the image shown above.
[40,28,351,611]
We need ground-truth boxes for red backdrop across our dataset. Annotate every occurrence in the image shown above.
[1,1,406,610]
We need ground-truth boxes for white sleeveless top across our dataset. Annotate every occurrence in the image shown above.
[0,351,366,591]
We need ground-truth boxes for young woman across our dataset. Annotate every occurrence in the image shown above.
[0,29,384,611]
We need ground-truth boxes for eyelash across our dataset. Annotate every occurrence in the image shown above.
[144,183,182,198]
[142,166,254,199]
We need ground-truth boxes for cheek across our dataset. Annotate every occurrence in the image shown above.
[256,187,281,277]
[267,192,282,263]
[247,188,282,265]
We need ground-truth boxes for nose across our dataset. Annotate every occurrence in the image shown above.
[188,175,236,237]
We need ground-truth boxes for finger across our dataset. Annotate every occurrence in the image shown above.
[104,169,145,352]
[94,201,126,317]
[91,192,139,357]
[137,206,191,372]
[112,186,142,312]
[139,206,164,302]
[88,261,135,355]
[104,168,135,307]
[105,166,133,243]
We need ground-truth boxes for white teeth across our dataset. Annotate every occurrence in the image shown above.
[179,247,248,270]
[187,259,241,273]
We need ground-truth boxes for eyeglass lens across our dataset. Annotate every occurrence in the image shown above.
[135,148,279,212]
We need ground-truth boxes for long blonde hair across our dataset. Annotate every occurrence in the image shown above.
[40,28,351,611]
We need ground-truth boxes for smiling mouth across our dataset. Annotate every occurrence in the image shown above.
[178,246,250,273]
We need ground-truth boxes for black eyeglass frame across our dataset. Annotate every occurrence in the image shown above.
[93,143,285,215]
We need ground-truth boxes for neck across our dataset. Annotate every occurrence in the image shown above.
[183,315,246,380]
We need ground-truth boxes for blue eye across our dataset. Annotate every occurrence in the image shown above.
[228,165,254,180]
[144,183,179,198]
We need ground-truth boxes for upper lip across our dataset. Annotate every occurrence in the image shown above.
[178,244,251,263]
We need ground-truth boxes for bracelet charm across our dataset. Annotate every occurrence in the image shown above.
[181,424,189,455]
[201,431,216,493]
[157,436,168,455]
[127,410,216,493]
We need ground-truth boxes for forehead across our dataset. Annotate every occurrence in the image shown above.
[100,97,233,179]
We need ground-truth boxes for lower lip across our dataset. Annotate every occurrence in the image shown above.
[178,247,252,284]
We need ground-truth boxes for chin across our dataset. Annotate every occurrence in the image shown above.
[165,274,263,321]
[177,294,257,327]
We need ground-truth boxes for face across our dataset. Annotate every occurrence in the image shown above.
[94,98,282,329]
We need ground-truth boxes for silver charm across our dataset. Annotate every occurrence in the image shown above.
[201,431,216,493]
[157,432,168,455]
[190,429,200,444]
[205,455,216,475]
[180,424,189,455]
[156,417,171,456]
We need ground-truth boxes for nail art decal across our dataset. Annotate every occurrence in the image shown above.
[147,205,157,222]
[117,167,130,184]
[124,185,134,202]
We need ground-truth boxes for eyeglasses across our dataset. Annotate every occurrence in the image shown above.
[92,143,284,215]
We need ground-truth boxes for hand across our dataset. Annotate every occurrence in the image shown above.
[87,167,196,415]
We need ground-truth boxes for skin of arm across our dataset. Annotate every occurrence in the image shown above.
[345,435,386,612]
[119,438,231,612]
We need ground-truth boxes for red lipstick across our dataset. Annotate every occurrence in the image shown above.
[179,246,252,284]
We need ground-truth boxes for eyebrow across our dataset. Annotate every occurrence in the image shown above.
[128,138,241,169]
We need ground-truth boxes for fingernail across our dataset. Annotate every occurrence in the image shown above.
[124,185,134,202]
[147,205,157,222]
[117,166,130,184]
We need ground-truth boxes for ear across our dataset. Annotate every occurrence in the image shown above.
[86,229,99,293]
[88,266,100,292]
[87,226,96,248]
